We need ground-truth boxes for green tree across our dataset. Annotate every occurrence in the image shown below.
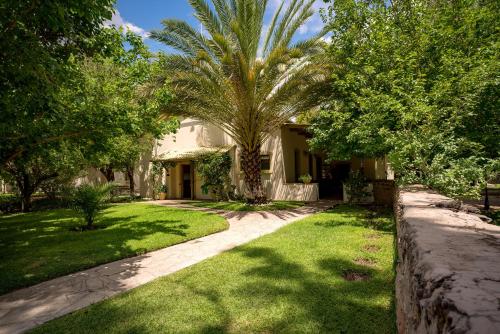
[309,0,499,199]
[0,142,86,211]
[0,27,176,211]
[151,0,329,203]
[83,32,178,194]
[0,0,115,166]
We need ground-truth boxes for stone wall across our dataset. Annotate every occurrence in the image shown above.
[373,180,395,205]
[396,186,500,334]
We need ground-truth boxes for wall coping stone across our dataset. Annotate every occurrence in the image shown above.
[396,185,500,334]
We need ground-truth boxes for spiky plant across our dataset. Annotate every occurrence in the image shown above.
[151,0,329,203]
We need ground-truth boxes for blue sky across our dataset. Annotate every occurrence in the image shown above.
[108,0,328,53]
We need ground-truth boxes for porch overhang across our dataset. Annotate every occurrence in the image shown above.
[152,145,235,162]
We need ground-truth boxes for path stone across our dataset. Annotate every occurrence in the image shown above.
[0,201,334,334]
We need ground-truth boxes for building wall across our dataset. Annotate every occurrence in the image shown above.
[154,119,319,201]
[81,118,388,202]
[280,127,317,183]
[351,157,394,181]
[155,118,235,155]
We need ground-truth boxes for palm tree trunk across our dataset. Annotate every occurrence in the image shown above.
[240,146,266,204]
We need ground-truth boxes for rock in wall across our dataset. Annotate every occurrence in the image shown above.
[396,186,500,334]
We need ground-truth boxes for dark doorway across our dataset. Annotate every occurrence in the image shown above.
[181,164,192,199]
[318,161,351,200]
[331,162,350,199]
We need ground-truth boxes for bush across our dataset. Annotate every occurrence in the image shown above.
[196,152,233,201]
[110,194,144,203]
[0,193,19,214]
[70,183,114,230]
[299,174,312,184]
[344,170,370,203]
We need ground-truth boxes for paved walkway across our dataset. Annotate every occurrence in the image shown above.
[0,200,334,334]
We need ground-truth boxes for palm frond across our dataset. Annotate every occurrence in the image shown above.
[152,0,329,150]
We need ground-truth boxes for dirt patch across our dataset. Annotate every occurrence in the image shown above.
[354,257,377,266]
[342,269,371,281]
[363,244,381,253]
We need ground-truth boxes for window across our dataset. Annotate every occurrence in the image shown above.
[260,154,271,171]
[240,154,271,171]
[294,149,300,181]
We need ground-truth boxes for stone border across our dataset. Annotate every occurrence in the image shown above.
[395,186,500,333]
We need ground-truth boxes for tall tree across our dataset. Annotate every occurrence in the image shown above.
[0,0,115,167]
[0,26,175,211]
[0,142,86,211]
[151,0,329,203]
[83,32,178,193]
[309,0,499,199]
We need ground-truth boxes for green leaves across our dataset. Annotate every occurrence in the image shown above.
[310,0,499,198]
[71,183,114,228]
[196,152,232,200]
[151,0,328,146]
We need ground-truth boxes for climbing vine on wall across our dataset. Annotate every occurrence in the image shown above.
[150,161,176,199]
[195,153,232,201]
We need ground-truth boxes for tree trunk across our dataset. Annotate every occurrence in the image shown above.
[86,216,94,229]
[240,145,266,204]
[21,192,33,212]
[99,166,115,182]
[484,186,490,211]
[127,166,135,196]
[17,173,35,212]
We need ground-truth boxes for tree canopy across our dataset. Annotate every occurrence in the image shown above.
[0,0,116,166]
[309,0,499,198]
[0,1,176,210]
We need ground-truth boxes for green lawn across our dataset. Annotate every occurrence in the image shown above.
[190,200,305,211]
[0,203,228,294]
[33,205,396,334]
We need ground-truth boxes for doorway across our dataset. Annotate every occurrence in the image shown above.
[318,161,351,200]
[181,164,192,199]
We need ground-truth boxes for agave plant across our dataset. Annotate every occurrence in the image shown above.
[151,0,329,203]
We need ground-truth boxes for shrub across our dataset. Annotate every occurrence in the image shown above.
[196,152,233,201]
[70,183,114,230]
[344,171,370,203]
[0,193,19,214]
[299,174,312,184]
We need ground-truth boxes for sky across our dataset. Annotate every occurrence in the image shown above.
[108,0,328,53]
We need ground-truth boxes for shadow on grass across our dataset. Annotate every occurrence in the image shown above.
[29,205,395,334]
[0,204,222,294]
[313,205,395,232]
[227,246,394,333]
[35,246,395,333]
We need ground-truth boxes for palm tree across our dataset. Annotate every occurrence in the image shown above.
[151,0,329,203]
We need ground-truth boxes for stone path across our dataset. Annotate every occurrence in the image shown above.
[0,200,334,334]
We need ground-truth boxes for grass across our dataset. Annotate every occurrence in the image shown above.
[0,203,228,294]
[33,205,396,334]
[189,200,305,211]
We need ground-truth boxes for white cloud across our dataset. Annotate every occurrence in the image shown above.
[105,10,150,39]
